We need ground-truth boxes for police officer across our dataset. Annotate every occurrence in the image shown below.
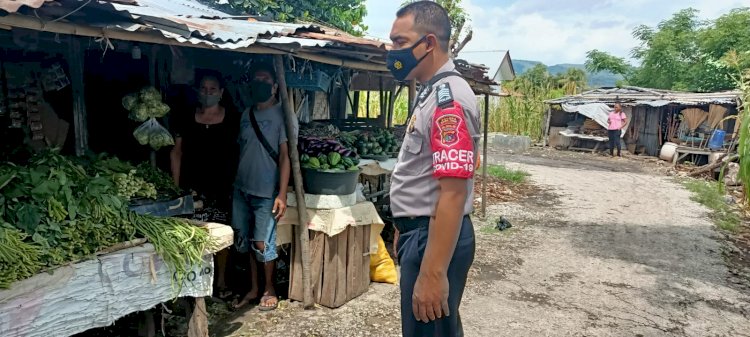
[387,2,479,336]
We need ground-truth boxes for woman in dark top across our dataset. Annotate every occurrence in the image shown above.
[170,73,239,299]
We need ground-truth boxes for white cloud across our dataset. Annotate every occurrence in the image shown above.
[363,0,747,68]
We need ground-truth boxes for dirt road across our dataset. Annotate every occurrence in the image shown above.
[218,150,750,337]
[464,151,750,337]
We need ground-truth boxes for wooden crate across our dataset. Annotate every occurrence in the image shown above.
[288,224,371,308]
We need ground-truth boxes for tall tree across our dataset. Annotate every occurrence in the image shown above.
[584,7,750,92]
[224,0,368,36]
[557,68,587,95]
[519,63,552,88]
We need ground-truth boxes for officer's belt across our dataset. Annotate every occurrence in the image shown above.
[393,215,471,233]
[392,216,431,233]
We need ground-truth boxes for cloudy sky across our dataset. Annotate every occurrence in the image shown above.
[363,0,747,68]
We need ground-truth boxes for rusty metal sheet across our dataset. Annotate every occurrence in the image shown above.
[0,0,52,13]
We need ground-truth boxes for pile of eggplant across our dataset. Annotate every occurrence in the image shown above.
[298,136,360,171]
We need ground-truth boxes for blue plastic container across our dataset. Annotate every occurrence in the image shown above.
[129,195,194,217]
[708,130,726,150]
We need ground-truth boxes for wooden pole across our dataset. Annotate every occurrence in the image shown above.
[69,37,88,156]
[186,298,208,337]
[388,87,398,128]
[543,105,552,147]
[482,94,490,218]
[273,55,314,309]
[407,80,416,122]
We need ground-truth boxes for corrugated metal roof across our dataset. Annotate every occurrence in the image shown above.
[545,86,741,106]
[118,0,227,17]
[0,0,495,84]
[99,0,316,44]
[0,0,51,13]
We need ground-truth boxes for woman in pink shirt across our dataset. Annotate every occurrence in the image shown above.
[607,103,627,157]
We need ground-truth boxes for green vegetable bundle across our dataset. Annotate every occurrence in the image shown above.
[0,226,43,289]
[123,87,171,122]
[79,153,175,200]
[0,151,214,290]
[133,118,175,150]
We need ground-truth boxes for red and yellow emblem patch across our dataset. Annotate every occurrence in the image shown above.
[435,114,461,147]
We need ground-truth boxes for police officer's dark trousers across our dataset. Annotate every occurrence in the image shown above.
[396,215,475,337]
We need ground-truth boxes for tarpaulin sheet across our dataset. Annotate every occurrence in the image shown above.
[562,103,631,138]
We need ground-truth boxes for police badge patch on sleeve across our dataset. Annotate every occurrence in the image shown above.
[436,114,461,147]
[436,82,454,109]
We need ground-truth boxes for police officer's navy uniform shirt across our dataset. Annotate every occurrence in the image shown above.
[390,60,480,218]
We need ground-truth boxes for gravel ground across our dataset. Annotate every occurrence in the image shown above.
[212,149,750,337]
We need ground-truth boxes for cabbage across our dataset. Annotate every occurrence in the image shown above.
[122,94,138,111]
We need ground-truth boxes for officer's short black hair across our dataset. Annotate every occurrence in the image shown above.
[397,1,452,52]
[249,61,277,83]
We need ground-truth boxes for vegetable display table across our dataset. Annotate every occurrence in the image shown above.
[357,158,397,176]
[0,223,233,337]
[276,202,385,308]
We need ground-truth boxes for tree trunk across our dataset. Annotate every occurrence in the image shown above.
[688,154,738,177]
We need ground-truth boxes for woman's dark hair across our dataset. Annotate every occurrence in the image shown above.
[198,71,224,89]
[195,70,238,112]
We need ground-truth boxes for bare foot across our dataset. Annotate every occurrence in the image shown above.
[231,288,259,310]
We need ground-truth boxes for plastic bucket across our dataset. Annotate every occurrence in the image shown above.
[708,130,726,150]
[302,168,360,195]
[659,142,678,161]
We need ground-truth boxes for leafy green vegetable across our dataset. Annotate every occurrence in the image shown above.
[0,151,213,290]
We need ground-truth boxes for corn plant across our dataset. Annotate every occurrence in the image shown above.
[724,51,750,201]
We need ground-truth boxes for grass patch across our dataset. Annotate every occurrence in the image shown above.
[681,179,741,232]
[480,165,530,184]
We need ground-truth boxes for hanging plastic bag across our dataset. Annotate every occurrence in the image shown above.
[133,117,174,150]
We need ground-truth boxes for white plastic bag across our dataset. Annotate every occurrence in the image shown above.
[133,117,174,150]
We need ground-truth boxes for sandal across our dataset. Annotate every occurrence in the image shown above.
[258,295,278,311]
[214,287,233,300]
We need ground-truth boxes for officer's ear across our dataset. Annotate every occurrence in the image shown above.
[424,34,437,54]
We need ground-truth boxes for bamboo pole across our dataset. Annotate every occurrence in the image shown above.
[69,37,88,156]
[543,105,552,147]
[273,55,314,309]
[482,94,490,218]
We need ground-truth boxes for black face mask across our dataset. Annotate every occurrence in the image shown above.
[251,80,274,103]
[386,35,431,82]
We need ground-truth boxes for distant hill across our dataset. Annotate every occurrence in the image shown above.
[513,60,622,88]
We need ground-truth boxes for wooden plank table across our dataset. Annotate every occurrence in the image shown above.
[672,147,713,166]
[0,222,232,337]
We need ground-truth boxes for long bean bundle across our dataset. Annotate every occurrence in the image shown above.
[0,226,44,288]
[130,214,217,293]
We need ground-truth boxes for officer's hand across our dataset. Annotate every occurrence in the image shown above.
[412,272,450,322]
[273,196,287,220]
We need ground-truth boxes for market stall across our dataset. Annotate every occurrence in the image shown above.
[1,1,502,335]
[0,223,232,337]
